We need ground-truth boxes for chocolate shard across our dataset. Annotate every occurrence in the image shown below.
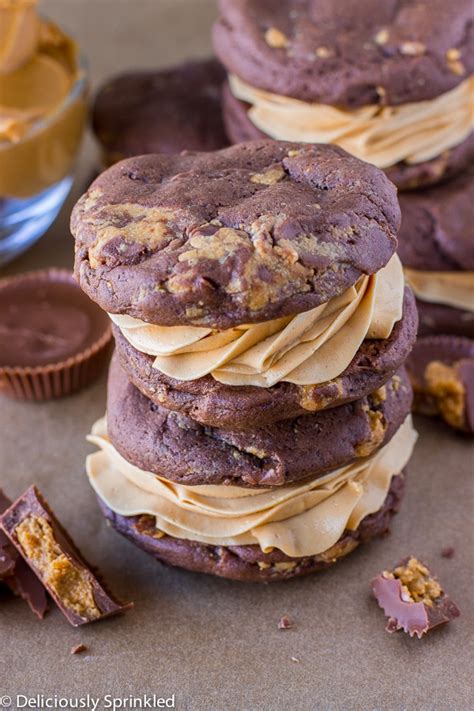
[277,615,293,630]
[441,547,455,559]
[371,556,460,638]
[0,488,48,619]
[0,490,16,578]
[70,643,88,655]
[0,486,133,627]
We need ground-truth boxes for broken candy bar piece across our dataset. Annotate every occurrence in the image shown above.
[0,490,16,579]
[0,486,132,627]
[371,556,460,638]
[0,488,48,619]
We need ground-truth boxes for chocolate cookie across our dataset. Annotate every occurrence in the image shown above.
[98,473,405,582]
[113,287,418,429]
[213,0,474,106]
[92,59,229,163]
[406,335,474,433]
[416,302,474,340]
[71,141,400,329]
[222,84,474,191]
[398,170,474,271]
[398,171,474,338]
[106,354,412,487]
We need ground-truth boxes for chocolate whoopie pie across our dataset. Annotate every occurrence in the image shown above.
[214,0,474,190]
[92,58,229,164]
[98,473,406,583]
[106,354,413,487]
[113,286,418,429]
[398,169,474,339]
[71,141,400,328]
[74,139,419,582]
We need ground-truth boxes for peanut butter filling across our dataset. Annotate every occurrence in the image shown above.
[228,74,474,169]
[15,515,101,620]
[404,268,474,313]
[86,416,417,558]
[110,254,404,388]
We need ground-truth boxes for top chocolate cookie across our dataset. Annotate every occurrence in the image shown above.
[213,0,474,106]
[92,59,229,161]
[71,141,399,328]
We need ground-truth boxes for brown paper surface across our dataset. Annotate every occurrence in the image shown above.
[0,2,473,708]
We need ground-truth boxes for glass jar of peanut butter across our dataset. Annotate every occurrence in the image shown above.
[0,0,88,265]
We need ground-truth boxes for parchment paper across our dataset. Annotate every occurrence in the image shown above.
[1,3,473,709]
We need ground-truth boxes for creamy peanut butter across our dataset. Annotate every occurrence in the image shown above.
[404,268,474,312]
[228,74,474,169]
[86,416,417,557]
[0,0,39,74]
[0,0,86,198]
[110,254,404,387]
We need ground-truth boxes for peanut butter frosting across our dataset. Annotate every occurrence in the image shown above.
[228,74,474,169]
[0,0,86,197]
[110,254,404,387]
[404,268,474,313]
[86,416,417,557]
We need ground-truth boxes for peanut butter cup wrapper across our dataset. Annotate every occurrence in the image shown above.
[0,269,112,400]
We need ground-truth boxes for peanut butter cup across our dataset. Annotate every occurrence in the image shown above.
[0,269,112,400]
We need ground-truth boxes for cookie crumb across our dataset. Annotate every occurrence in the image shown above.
[278,615,293,630]
[400,41,426,56]
[264,27,289,49]
[447,59,465,76]
[441,547,455,559]
[315,46,332,59]
[374,28,389,45]
[70,644,88,655]
[446,48,461,61]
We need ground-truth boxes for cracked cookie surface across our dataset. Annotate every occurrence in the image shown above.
[71,141,399,328]
[106,354,412,487]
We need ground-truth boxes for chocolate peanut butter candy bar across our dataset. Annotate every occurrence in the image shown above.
[372,557,460,638]
[0,489,48,619]
[0,486,132,627]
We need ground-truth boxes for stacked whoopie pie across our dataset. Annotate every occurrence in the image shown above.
[214,0,474,434]
[71,140,418,582]
[398,172,474,433]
